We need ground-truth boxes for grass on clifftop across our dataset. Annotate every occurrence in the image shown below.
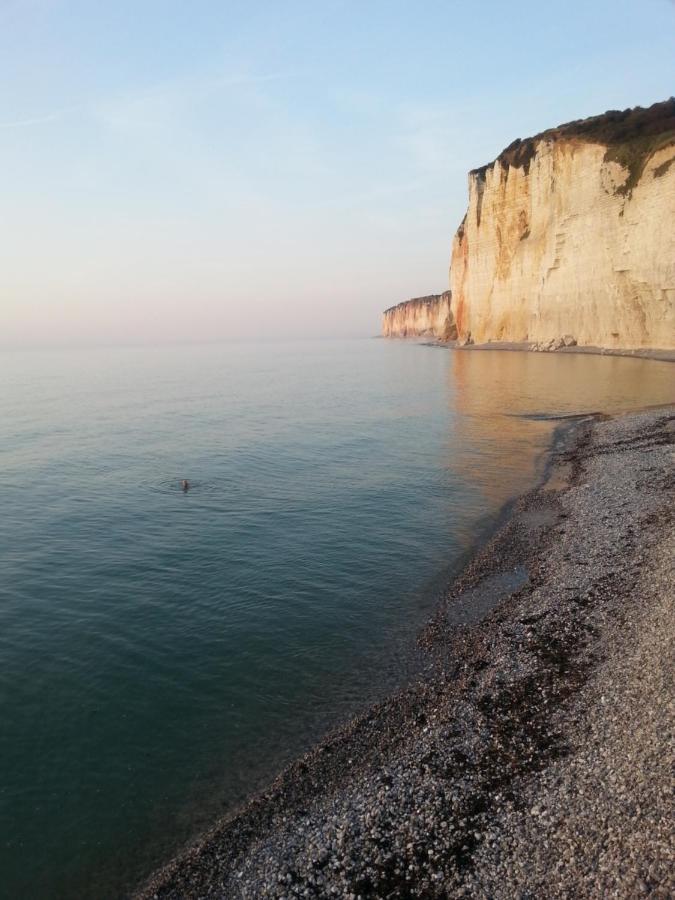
[472,98,675,195]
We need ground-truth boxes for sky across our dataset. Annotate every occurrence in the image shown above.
[1,0,674,347]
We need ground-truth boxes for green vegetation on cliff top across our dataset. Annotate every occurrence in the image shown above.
[472,98,675,196]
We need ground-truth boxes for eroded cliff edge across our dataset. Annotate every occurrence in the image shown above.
[450,99,675,350]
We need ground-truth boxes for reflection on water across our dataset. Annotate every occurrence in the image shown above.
[448,349,674,510]
[451,348,673,417]
[0,341,672,899]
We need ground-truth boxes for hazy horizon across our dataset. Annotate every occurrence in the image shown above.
[2,0,674,349]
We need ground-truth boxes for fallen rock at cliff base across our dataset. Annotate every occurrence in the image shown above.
[532,335,577,352]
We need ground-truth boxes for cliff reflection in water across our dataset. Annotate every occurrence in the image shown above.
[446,348,675,516]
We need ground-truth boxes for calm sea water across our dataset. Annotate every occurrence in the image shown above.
[1,340,673,898]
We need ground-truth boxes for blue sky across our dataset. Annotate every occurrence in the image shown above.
[2,0,674,346]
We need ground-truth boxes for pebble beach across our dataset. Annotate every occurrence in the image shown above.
[137,406,674,899]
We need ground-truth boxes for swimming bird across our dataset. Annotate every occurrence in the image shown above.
[181,479,190,492]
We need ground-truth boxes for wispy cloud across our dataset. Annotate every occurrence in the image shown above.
[90,67,294,134]
[0,69,292,133]
[0,103,81,129]
[0,112,60,129]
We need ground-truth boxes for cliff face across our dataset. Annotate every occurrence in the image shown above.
[450,100,675,349]
[382,291,456,339]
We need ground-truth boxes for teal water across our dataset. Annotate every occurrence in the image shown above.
[1,340,673,899]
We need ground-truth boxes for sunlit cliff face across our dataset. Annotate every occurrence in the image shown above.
[382,292,456,340]
[383,102,675,352]
[449,138,675,350]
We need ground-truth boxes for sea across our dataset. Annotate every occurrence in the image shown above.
[1,339,673,898]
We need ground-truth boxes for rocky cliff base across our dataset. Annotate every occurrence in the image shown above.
[435,340,675,362]
[137,408,674,899]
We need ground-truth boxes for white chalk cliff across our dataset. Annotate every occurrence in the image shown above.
[451,100,675,349]
[384,100,675,350]
[382,292,456,340]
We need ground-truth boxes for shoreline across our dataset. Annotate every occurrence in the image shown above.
[413,338,675,363]
[136,406,674,898]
